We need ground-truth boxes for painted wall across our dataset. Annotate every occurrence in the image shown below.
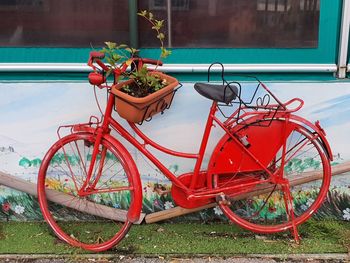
[0,81,349,221]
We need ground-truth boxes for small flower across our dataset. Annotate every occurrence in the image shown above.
[93,195,101,203]
[213,206,223,216]
[164,201,174,210]
[113,203,121,209]
[2,202,11,213]
[14,205,25,215]
[306,198,315,207]
[301,198,315,211]
[153,199,160,206]
[268,204,276,213]
[343,208,350,221]
[300,204,308,211]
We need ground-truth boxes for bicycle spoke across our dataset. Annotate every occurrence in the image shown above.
[215,120,331,234]
[38,133,140,251]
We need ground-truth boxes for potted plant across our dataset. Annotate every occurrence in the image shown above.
[100,10,179,123]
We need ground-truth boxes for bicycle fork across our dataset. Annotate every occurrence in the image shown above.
[78,127,108,197]
[78,90,116,196]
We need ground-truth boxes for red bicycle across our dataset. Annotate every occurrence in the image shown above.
[37,52,332,252]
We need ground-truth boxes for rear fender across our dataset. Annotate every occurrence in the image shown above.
[289,115,333,161]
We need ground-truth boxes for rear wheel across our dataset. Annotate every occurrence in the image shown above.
[213,121,331,233]
[38,132,141,251]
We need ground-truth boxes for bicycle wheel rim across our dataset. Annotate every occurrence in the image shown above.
[38,132,137,251]
[215,122,331,233]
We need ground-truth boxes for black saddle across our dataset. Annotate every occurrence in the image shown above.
[194,83,238,104]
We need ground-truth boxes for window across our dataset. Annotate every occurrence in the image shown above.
[139,0,320,48]
[0,0,129,47]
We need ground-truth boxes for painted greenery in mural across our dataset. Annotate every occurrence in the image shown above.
[2,152,350,222]
[1,184,350,222]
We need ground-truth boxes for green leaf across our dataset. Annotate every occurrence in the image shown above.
[137,10,147,17]
[105,41,116,49]
[117,44,128,49]
[156,20,164,28]
[125,48,139,54]
[112,53,121,61]
[161,47,172,58]
[152,25,161,30]
[157,33,165,40]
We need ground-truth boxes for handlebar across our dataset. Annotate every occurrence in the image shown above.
[88,51,109,72]
[88,51,162,72]
[87,52,163,87]
[90,51,105,60]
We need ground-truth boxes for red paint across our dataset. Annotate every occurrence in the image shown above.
[37,56,333,251]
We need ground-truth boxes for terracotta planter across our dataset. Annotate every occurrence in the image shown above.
[111,72,179,123]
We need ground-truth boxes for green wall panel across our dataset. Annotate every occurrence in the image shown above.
[0,0,342,65]
[142,0,342,64]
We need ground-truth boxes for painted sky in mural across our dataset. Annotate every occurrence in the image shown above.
[1,81,350,183]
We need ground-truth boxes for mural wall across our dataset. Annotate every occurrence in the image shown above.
[0,81,349,222]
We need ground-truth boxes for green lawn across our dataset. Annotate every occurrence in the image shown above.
[0,220,349,255]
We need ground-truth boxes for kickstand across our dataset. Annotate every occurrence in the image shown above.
[282,184,301,244]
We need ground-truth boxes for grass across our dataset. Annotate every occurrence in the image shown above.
[0,220,349,255]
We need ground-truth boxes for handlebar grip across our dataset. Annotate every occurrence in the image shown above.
[90,51,105,60]
[88,51,109,71]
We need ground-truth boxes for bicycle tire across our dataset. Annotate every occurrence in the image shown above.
[38,132,142,251]
[212,120,331,234]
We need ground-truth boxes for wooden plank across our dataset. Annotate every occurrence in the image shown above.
[145,164,350,224]
[0,171,145,224]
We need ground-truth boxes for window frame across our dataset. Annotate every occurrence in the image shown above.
[0,0,342,66]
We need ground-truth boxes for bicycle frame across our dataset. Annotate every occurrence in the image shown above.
[78,89,286,203]
[78,55,332,206]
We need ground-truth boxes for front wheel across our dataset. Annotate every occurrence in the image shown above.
[38,132,142,252]
[213,120,331,234]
